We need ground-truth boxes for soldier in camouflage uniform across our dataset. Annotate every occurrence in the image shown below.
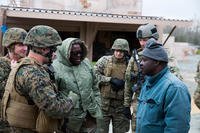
[194,61,200,108]
[0,27,27,132]
[0,27,27,99]
[94,38,130,133]
[124,23,183,132]
[1,25,79,133]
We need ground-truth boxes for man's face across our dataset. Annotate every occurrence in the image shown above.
[140,56,157,76]
[114,50,124,59]
[42,46,57,64]
[69,44,82,66]
[139,38,149,49]
[14,43,28,58]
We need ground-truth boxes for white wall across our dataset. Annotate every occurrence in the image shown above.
[1,0,142,15]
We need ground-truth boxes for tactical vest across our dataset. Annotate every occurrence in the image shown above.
[100,56,127,99]
[1,57,59,133]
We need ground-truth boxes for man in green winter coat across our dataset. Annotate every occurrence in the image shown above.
[52,38,102,133]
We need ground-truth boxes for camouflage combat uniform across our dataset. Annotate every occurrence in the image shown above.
[0,57,11,132]
[124,23,183,132]
[0,27,27,132]
[1,25,78,133]
[124,50,142,132]
[0,56,11,98]
[94,39,130,133]
[194,61,200,108]
[0,27,27,99]
[165,47,183,80]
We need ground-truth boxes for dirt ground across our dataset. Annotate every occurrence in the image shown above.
[178,54,200,133]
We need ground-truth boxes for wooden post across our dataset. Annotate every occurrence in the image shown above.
[83,22,98,61]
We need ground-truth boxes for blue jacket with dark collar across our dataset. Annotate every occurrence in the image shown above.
[136,67,191,133]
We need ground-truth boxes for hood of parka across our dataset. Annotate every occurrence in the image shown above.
[56,38,87,66]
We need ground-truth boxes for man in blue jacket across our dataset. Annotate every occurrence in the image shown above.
[136,38,191,133]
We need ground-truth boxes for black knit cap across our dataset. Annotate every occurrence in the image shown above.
[142,38,168,62]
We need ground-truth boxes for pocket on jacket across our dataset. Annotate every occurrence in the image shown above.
[145,98,161,123]
[101,98,110,111]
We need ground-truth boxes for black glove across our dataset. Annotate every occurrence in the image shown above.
[110,77,125,91]
[130,72,137,81]
[123,107,132,120]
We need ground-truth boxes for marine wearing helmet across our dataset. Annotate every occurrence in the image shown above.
[2,28,27,48]
[24,25,62,63]
[111,38,130,52]
[136,23,159,40]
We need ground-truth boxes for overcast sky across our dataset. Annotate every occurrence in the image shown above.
[142,0,200,20]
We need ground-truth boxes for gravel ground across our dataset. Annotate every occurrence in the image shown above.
[178,54,200,133]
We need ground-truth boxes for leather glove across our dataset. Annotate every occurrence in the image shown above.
[123,107,132,120]
[110,77,125,91]
[68,91,79,105]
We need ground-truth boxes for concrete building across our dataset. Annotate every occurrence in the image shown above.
[0,0,192,60]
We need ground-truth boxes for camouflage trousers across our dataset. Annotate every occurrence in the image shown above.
[100,98,130,133]
[8,127,36,133]
[131,90,140,133]
[65,113,97,133]
[8,127,64,133]
[194,84,200,109]
[0,119,10,133]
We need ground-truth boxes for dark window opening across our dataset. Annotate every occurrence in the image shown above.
[58,31,80,41]
[92,31,140,61]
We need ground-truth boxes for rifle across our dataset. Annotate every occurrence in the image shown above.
[131,49,143,92]
[163,25,176,45]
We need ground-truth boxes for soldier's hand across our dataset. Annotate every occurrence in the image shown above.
[130,72,137,81]
[68,91,79,106]
[110,77,125,91]
[123,107,132,120]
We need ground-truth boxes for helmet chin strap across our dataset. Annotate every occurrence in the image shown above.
[44,51,53,64]
[44,47,57,64]
[31,48,52,64]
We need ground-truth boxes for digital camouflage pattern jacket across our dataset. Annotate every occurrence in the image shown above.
[0,56,11,99]
[194,61,200,108]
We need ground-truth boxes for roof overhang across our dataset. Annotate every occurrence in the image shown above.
[1,6,193,27]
